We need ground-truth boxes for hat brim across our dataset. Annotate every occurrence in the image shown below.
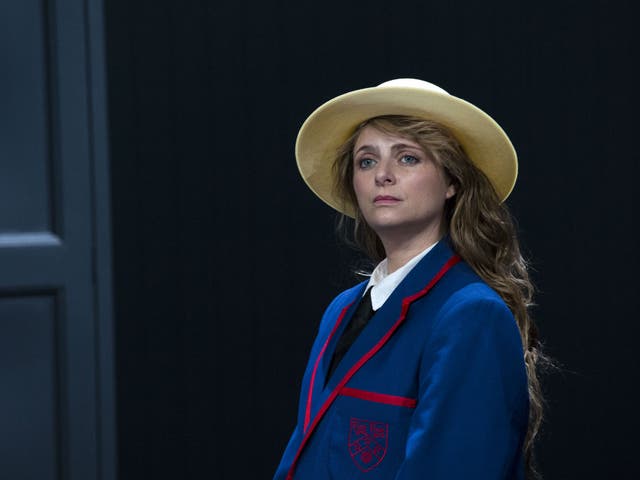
[295,84,517,217]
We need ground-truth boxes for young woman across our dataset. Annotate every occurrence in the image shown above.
[274,79,543,480]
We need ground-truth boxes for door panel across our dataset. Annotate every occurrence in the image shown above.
[0,0,55,233]
[0,293,60,480]
[0,1,115,479]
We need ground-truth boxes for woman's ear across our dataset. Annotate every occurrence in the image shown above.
[445,182,457,199]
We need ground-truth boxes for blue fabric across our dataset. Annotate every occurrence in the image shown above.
[274,240,528,479]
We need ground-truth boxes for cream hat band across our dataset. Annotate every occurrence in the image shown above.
[295,79,518,217]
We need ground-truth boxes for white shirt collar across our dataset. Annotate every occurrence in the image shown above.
[364,241,438,311]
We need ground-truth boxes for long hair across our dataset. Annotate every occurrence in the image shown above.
[332,115,545,478]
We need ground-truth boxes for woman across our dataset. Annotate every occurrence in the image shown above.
[274,79,543,479]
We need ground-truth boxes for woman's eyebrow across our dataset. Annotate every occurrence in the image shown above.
[391,143,422,152]
[354,145,378,155]
[354,143,421,155]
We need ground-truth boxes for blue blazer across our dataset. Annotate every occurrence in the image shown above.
[274,240,529,479]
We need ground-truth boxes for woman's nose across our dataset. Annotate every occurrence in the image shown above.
[375,160,396,185]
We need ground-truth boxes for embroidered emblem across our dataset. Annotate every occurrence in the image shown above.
[348,417,389,471]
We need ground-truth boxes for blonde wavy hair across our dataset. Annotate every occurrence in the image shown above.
[332,115,544,479]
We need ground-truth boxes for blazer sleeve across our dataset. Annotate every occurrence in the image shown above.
[394,295,529,479]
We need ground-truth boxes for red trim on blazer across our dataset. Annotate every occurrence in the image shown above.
[340,387,417,408]
[287,254,461,480]
[304,301,355,433]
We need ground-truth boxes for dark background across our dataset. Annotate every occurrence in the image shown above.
[105,0,638,479]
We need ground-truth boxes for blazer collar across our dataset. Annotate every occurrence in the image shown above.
[321,238,457,393]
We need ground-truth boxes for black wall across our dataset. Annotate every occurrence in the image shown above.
[105,1,639,478]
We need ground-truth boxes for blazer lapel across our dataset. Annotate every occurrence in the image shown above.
[302,285,363,433]
[324,240,457,393]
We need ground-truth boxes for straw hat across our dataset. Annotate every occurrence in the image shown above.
[295,79,517,217]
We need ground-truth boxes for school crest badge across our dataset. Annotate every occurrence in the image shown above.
[348,417,389,471]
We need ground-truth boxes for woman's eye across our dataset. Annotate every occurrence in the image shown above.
[357,158,376,169]
[400,155,419,165]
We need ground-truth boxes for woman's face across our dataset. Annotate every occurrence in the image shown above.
[352,126,456,244]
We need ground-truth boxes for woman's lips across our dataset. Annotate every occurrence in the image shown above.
[374,195,400,204]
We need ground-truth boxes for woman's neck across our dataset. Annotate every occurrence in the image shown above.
[380,227,444,274]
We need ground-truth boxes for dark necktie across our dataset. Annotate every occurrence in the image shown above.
[326,287,375,383]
